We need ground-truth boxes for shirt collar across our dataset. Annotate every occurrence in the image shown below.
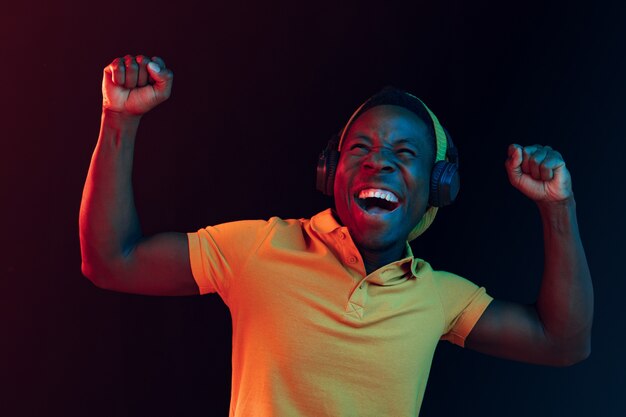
[310,208,343,235]
[310,209,420,282]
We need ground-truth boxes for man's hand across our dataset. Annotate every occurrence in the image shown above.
[102,55,174,116]
[505,144,573,202]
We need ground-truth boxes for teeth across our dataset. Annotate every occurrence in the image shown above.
[358,188,399,203]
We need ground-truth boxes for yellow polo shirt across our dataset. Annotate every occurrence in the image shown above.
[188,209,493,417]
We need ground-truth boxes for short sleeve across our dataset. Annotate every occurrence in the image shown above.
[187,219,275,298]
[434,271,494,347]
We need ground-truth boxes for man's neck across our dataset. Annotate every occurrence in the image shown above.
[357,241,408,275]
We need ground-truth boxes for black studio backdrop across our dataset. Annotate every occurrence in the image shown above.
[1,1,624,416]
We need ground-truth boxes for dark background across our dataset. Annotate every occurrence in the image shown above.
[2,1,624,416]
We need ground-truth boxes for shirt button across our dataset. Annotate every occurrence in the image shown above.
[339,232,346,240]
[348,256,357,264]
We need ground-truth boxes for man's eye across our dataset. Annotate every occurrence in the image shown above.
[397,148,416,156]
[350,144,369,153]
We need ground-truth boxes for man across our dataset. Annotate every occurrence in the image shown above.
[80,55,593,417]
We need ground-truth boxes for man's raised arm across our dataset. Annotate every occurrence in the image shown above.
[465,144,593,366]
[80,55,198,296]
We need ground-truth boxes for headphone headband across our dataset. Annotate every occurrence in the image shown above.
[336,91,448,165]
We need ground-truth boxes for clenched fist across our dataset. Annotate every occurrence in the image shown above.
[102,55,174,116]
[505,144,573,203]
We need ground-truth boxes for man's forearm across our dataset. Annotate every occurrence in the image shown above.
[535,196,593,361]
[79,110,143,283]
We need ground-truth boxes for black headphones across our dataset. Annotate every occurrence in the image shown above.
[316,91,460,208]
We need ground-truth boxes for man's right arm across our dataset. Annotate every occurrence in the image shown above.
[79,55,199,296]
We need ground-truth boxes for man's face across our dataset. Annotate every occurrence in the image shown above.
[333,105,434,251]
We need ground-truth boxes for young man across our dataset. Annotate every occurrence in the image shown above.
[80,55,593,416]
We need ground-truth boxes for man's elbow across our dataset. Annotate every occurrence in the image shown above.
[81,258,123,291]
[549,340,592,367]
[565,344,592,366]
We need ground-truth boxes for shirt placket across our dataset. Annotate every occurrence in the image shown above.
[332,228,369,320]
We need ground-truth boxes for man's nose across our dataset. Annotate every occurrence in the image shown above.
[363,148,395,172]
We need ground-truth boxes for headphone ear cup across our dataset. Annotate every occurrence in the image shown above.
[429,161,460,207]
[324,148,340,196]
[316,142,340,196]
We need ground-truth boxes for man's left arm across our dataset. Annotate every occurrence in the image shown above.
[465,144,593,366]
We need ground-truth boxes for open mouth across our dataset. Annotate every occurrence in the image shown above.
[354,188,400,213]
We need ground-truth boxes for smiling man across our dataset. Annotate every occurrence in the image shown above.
[333,102,437,273]
[80,55,594,417]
